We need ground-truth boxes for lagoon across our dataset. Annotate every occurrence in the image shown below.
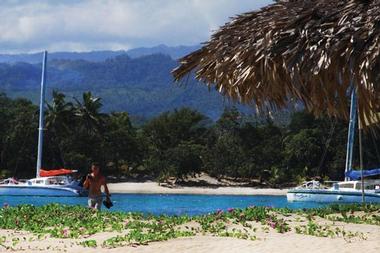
[0,194,330,215]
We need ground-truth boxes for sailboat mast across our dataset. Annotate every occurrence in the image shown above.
[36,51,47,178]
[358,116,365,203]
[344,87,357,181]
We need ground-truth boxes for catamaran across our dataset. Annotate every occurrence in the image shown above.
[287,179,380,203]
[287,88,380,203]
[0,51,87,197]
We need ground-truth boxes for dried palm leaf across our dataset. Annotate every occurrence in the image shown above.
[173,0,380,126]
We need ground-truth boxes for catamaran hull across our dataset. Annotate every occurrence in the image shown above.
[0,185,84,197]
[287,190,380,203]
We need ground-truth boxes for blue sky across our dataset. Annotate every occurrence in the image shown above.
[0,0,273,53]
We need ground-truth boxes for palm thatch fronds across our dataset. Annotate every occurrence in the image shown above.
[173,0,380,123]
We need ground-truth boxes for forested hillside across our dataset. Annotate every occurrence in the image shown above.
[0,53,239,120]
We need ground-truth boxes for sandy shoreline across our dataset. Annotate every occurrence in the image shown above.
[107,182,287,196]
[2,224,379,253]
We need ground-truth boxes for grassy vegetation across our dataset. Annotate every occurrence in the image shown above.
[0,203,378,250]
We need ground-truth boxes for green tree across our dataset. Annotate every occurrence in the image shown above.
[204,107,247,179]
[5,99,39,178]
[45,91,75,167]
[205,133,245,178]
[284,129,323,176]
[103,112,142,175]
[62,92,107,171]
[165,141,204,180]
[0,94,14,173]
[142,108,208,178]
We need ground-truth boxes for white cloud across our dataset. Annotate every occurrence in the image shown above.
[0,0,272,53]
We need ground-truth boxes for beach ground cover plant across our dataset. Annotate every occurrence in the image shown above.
[0,203,378,250]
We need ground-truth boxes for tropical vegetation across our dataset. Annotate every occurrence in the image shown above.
[1,91,379,185]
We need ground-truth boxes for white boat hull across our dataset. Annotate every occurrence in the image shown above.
[287,189,380,203]
[0,185,84,197]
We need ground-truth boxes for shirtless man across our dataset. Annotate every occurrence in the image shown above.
[83,163,111,210]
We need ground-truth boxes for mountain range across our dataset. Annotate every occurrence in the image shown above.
[0,45,248,121]
[0,44,201,64]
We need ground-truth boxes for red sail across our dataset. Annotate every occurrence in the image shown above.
[40,168,76,177]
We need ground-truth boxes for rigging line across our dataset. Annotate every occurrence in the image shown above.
[317,117,337,173]
[356,91,368,204]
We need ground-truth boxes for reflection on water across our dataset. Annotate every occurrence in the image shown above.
[0,194,330,216]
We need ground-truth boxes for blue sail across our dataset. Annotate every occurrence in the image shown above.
[345,168,380,180]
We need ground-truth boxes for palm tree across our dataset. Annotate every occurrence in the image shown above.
[74,92,107,134]
[45,90,75,166]
[46,90,75,133]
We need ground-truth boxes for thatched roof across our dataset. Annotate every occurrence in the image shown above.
[173,0,380,123]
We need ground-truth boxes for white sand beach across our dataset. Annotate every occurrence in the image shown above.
[107,182,287,196]
[107,174,287,196]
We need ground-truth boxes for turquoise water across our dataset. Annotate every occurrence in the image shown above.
[0,194,330,216]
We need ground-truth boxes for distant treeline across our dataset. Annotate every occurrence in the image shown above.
[1,92,379,186]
